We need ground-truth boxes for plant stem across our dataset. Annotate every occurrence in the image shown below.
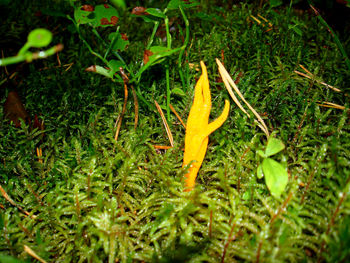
[0,44,63,66]
[165,11,172,120]
[166,63,171,120]
[178,6,190,89]
[146,21,160,50]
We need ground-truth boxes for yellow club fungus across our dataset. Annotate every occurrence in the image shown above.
[183,61,230,191]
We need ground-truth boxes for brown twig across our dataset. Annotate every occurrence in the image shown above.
[130,85,139,129]
[114,82,128,141]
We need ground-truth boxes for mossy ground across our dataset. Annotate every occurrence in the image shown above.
[0,1,350,262]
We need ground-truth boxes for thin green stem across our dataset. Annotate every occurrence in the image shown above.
[164,12,172,121]
[68,16,108,65]
[146,21,160,50]
[178,6,190,89]
[0,44,63,66]
[166,63,171,120]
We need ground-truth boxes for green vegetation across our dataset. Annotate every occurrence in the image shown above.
[0,0,349,262]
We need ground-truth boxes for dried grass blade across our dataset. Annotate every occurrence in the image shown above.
[216,58,270,138]
[299,64,313,76]
[154,100,174,147]
[114,83,128,141]
[153,145,173,150]
[36,147,43,163]
[24,245,48,263]
[170,104,186,128]
[295,65,341,92]
[216,61,249,116]
[317,101,345,110]
[250,15,261,24]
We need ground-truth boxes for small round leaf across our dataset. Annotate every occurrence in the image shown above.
[27,29,52,48]
[265,137,285,157]
[262,158,288,199]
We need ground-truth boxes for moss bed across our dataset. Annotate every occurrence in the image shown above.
[0,0,350,262]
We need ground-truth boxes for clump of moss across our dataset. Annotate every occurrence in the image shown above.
[1,1,350,262]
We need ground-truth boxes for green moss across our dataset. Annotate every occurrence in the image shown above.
[1,1,350,262]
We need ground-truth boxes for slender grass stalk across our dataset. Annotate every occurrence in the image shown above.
[178,6,190,90]
[165,12,172,121]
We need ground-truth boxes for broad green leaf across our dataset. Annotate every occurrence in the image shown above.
[131,7,161,23]
[108,59,124,75]
[27,29,52,48]
[167,0,200,9]
[93,4,119,27]
[74,6,95,25]
[145,8,166,18]
[140,15,159,23]
[265,137,285,157]
[75,4,119,27]
[86,65,113,78]
[262,158,288,198]
[135,45,183,79]
[257,164,264,179]
[108,32,129,52]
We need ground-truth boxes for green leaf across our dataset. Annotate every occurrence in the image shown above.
[262,158,288,198]
[167,0,200,9]
[75,4,119,27]
[257,164,264,179]
[86,65,113,78]
[172,88,186,96]
[108,59,124,75]
[93,4,119,27]
[74,6,95,25]
[27,29,52,48]
[145,8,166,19]
[265,137,285,157]
[135,45,183,79]
[108,32,129,52]
[257,150,266,158]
